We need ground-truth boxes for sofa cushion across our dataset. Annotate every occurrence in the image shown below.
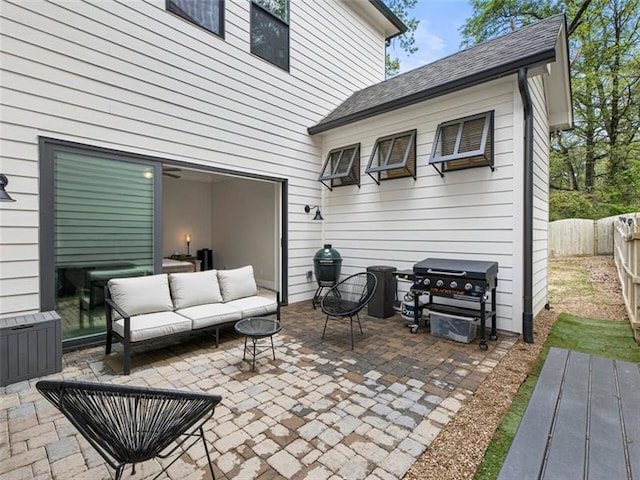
[176,303,243,330]
[108,274,174,320]
[225,289,278,318]
[218,265,258,302]
[113,311,191,342]
[169,270,223,309]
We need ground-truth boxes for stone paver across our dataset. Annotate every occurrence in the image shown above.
[0,302,517,479]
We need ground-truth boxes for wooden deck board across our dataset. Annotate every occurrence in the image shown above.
[542,351,589,480]
[498,348,640,480]
[618,360,640,479]
[498,348,568,479]
[588,356,628,479]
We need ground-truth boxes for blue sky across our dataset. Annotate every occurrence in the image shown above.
[389,0,475,74]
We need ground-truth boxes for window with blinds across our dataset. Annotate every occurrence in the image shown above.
[365,129,417,184]
[166,0,224,37]
[54,151,155,270]
[317,143,360,190]
[429,111,494,174]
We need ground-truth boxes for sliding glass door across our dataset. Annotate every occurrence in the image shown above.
[40,139,161,344]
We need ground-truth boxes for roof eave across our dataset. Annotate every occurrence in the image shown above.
[308,49,557,135]
[369,0,407,40]
[548,17,574,132]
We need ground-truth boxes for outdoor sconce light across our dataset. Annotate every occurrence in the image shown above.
[185,233,191,255]
[305,205,323,221]
[0,174,16,202]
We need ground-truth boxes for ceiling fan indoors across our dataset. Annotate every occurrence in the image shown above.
[162,166,182,179]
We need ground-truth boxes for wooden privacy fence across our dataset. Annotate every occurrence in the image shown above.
[549,215,618,257]
[613,214,640,344]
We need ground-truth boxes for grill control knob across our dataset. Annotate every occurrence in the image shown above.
[423,278,430,286]
[436,280,444,287]
[450,281,458,289]
[465,282,473,291]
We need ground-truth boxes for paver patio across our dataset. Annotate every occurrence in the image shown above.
[0,301,517,479]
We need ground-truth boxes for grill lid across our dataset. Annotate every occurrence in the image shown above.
[413,258,498,280]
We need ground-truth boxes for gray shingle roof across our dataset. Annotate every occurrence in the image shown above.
[309,14,566,135]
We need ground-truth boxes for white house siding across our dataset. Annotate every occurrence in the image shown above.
[0,0,389,318]
[529,74,550,315]
[315,77,521,332]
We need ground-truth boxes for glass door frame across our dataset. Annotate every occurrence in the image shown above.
[39,137,163,350]
[39,137,289,351]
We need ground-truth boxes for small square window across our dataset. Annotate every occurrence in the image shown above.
[365,130,417,184]
[430,111,494,176]
[166,0,224,37]
[318,144,360,191]
[251,0,289,71]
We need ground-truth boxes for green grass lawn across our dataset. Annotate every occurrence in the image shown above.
[473,314,640,480]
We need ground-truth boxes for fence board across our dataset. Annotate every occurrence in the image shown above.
[596,215,616,255]
[549,219,595,257]
[613,213,640,344]
[549,214,622,257]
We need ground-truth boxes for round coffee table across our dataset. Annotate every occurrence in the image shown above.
[234,317,282,371]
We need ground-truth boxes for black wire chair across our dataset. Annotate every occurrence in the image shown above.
[36,380,222,480]
[320,272,377,349]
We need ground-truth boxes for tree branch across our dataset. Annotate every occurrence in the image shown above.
[568,0,595,36]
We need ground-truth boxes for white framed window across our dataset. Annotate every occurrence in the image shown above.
[365,129,417,184]
[429,111,494,176]
[318,144,360,191]
[166,0,224,38]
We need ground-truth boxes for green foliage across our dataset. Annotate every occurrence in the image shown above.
[549,190,595,220]
[461,0,561,46]
[385,0,420,77]
[461,0,640,220]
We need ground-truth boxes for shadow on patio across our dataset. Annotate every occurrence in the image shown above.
[0,301,517,480]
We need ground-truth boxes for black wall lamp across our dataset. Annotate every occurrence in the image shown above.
[0,174,16,202]
[304,205,323,220]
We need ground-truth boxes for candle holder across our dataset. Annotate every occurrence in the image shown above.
[185,234,191,256]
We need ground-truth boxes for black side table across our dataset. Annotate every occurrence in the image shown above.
[234,317,282,371]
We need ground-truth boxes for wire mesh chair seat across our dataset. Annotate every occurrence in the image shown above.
[320,272,377,349]
[36,380,222,480]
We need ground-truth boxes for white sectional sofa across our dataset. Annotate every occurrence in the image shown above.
[104,265,280,374]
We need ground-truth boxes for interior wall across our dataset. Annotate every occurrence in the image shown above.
[211,178,276,288]
[162,178,213,257]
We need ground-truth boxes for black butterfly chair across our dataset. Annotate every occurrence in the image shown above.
[320,272,377,349]
[36,380,222,480]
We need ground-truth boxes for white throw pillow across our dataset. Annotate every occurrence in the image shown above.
[108,274,174,320]
[218,265,258,302]
[169,270,223,309]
